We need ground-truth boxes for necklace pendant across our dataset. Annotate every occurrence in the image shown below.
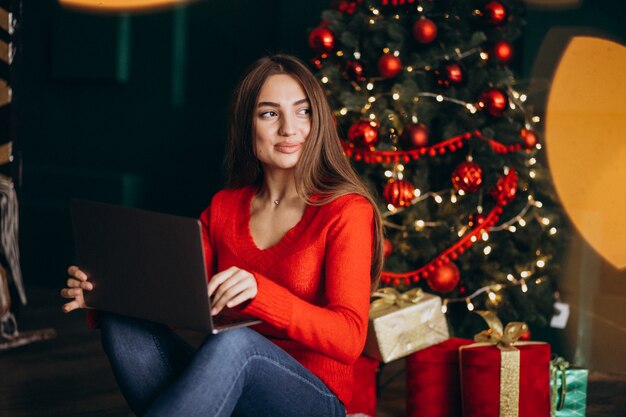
[273,200,279,206]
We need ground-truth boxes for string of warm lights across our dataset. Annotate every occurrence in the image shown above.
[382,187,452,218]
[441,273,549,313]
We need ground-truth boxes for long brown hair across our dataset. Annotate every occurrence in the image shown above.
[225,54,384,287]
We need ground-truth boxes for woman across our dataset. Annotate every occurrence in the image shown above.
[61,54,383,417]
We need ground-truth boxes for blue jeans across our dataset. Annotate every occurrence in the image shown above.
[100,313,346,417]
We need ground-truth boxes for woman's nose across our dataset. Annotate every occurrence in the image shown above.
[278,114,296,136]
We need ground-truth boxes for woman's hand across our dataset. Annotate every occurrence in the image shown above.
[61,266,93,313]
[207,266,258,316]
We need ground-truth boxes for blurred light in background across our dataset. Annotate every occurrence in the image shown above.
[524,0,582,10]
[59,0,198,13]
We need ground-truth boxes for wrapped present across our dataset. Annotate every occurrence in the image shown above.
[346,356,379,417]
[406,337,474,417]
[550,357,588,417]
[459,311,551,417]
[364,288,449,363]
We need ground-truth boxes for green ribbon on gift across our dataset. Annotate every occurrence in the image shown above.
[369,287,424,318]
[550,357,589,417]
[551,357,569,412]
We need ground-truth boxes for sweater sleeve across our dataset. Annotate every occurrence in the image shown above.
[239,196,374,364]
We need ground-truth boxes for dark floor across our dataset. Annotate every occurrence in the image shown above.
[1,285,626,417]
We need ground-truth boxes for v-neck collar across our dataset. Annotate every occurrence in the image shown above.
[239,185,317,256]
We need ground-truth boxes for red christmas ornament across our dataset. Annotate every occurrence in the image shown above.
[451,161,483,193]
[347,120,379,148]
[521,128,538,149]
[492,40,513,63]
[519,328,532,341]
[413,17,437,44]
[490,168,518,206]
[308,27,335,54]
[434,62,464,87]
[344,60,366,82]
[378,54,402,78]
[401,123,429,149]
[477,88,508,117]
[383,239,393,258]
[468,213,486,228]
[427,262,460,293]
[383,179,415,207]
[482,1,507,25]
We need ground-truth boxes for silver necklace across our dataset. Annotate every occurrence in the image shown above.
[273,199,279,206]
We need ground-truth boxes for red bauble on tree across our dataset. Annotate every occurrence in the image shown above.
[481,1,507,25]
[434,62,464,87]
[383,179,415,207]
[492,40,513,64]
[521,128,538,149]
[308,27,335,54]
[490,168,519,206]
[344,60,366,82]
[413,17,437,44]
[383,239,393,259]
[477,88,508,117]
[347,120,379,148]
[428,262,460,293]
[401,123,429,149]
[451,161,483,193]
[378,54,402,78]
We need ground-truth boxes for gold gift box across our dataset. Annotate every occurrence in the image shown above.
[363,289,449,363]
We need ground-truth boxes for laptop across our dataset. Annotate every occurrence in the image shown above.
[69,199,260,334]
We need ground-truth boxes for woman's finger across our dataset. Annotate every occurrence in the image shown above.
[62,300,83,313]
[67,278,92,290]
[225,288,256,309]
[207,266,238,297]
[60,287,83,299]
[211,270,248,307]
[211,279,250,315]
[67,266,88,281]
[67,278,81,288]
[211,272,256,315]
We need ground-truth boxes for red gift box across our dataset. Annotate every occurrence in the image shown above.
[346,356,379,416]
[460,342,551,417]
[406,337,474,417]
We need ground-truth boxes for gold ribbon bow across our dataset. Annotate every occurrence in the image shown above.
[473,310,529,347]
[369,287,424,318]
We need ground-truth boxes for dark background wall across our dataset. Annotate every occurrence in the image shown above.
[15,0,626,288]
[17,0,327,284]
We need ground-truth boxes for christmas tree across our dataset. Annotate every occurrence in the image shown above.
[308,0,568,336]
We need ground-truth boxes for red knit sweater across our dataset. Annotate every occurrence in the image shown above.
[199,185,374,405]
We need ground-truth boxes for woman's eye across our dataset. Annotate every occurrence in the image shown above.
[298,108,312,116]
[259,111,277,118]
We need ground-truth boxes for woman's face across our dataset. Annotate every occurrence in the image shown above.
[253,74,311,172]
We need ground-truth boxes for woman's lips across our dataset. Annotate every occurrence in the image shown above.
[275,143,302,154]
